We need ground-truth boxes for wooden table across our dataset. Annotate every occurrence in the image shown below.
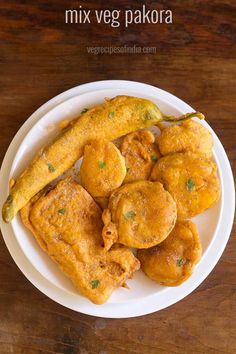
[0,1,235,353]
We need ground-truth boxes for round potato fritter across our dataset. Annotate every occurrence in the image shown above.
[157,119,213,158]
[150,152,220,219]
[137,220,202,286]
[102,181,177,250]
[120,130,160,183]
[80,140,126,198]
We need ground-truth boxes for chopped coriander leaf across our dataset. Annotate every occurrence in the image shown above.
[47,163,56,173]
[108,111,115,119]
[151,155,158,162]
[81,108,89,114]
[186,178,195,191]
[98,161,106,169]
[58,208,65,215]
[124,211,136,220]
[90,279,100,289]
[126,167,130,172]
[176,258,184,267]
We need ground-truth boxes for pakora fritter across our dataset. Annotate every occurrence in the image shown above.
[150,152,220,219]
[3,95,203,223]
[102,181,177,250]
[21,177,140,304]
[120,130,160,183]
[80,140,126,198]
[137,220,202,286]
[157,119,213,158]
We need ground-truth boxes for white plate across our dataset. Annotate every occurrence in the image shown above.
[0,80,235,318]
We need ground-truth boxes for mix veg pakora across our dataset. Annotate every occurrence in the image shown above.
[3,96,203,222]
[150,152,220,219]
[21,177,140,304]
[2,94,220,303]
[157,119,213,158]
[120,130,160,183]
[80,140,126,198]
[137,220,202,286]
[102,181,177,250]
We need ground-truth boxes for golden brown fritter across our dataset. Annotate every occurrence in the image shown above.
[120,130,160,183]
[21,177,140,305]
[80,140,126,198]
[157,119,213,158]
[137,220,202,286]
[102,181,177,250]
[2,96,166,223]
[94,197,109,210]
[150,152,220,219]
[3,94,203,223]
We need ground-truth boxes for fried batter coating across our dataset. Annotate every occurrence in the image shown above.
[21,177,140,304]
[94,197,109,210]
[2,96,164,223]
[80,140,126,198]
[102,181,177,250]
[157,119,213,158]
[3,93,203,223]
[150,152,220,219]
[137,220,202,286]
[120,130,160,183]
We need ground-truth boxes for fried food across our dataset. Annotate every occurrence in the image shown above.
[2,95,204,223]
[150,152,220,219]
[21,177,140,304]
[102,181,177,250]
[94,197,109,210]
[80,140,126,198]
[157,119,213,158]
[120,130,160,183]
[137,220,202,286]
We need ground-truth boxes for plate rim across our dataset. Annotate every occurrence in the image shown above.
[0,80,235,318]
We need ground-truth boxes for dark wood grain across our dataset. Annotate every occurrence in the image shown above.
[0,1,235,353]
